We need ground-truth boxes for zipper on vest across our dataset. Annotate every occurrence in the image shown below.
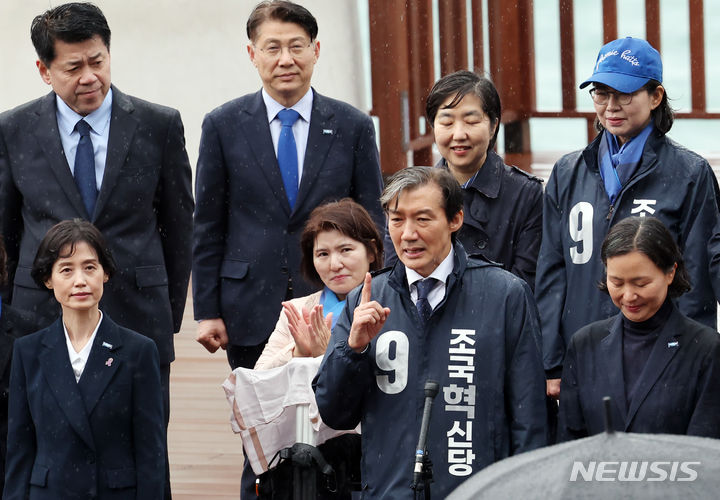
[606,204,614,220]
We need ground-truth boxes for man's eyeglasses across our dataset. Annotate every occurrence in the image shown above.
[255,41,313,58]
[589,88,638,106]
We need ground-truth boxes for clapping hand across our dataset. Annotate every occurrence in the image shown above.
[284,302,333,358]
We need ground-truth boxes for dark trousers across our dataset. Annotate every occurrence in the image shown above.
[226,342,268,371]
[547,396,558,445]
[226,342,268,499]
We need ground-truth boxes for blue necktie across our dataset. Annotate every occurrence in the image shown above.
[74,120,98,217]
[277,109,300,208]
[415,278,437,323]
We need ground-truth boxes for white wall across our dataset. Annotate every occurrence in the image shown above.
[0,0,369,167]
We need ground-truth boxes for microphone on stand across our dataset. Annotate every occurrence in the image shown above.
[412,380,440,492]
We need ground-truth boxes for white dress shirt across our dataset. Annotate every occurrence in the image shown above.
[262,87,313,184]
[405,246,455,310]
[64,311,103,382]
[56,88,113,191]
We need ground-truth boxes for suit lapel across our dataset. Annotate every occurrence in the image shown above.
[95,86,138,221]
[77,316,121,416]
[599,315,629,420]
[625,308,684,428]
[296,91,336,216]
[32,93,88,217]
[38,321,95,451]
[239,91,291,216]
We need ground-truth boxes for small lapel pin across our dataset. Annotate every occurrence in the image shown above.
[667,341,679,348]
[102,341,113,349]
[322,129,334,135]
[105,357,114,367]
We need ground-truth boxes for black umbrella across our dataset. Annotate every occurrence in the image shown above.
[448,399,720,499]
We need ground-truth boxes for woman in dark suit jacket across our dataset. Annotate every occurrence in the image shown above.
[3,220,165,499]
[558,216,720,440]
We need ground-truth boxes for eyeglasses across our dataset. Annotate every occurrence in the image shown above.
[255,41,313,58]
[589,88,638,106]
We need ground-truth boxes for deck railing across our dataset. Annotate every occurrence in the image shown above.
[368,0,717,174]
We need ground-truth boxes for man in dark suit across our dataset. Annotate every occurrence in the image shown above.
[0,237,43,496]
[0,4,192,496]
[193,0,384,371]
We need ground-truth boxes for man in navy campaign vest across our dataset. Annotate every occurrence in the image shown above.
[314,167,547,498]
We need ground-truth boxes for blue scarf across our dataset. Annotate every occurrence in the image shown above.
[319,287,346,329]
[597,123,654,204]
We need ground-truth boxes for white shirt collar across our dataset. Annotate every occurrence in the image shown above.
[56,87,113,136]
[64,311,104,383]
[405,245,455,288]
[262,87,313,124]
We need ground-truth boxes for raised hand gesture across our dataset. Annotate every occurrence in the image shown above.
[348,273,391,352]
[284,302,333,358]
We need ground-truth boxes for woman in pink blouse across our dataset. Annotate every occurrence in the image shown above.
[255,198,383,369]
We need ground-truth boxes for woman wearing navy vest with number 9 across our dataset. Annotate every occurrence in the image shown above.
[535,37,720,399]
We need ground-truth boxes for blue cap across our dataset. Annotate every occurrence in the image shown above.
[579,37,663,93]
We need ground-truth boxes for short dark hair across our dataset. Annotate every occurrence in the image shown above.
[598,216,691,297]
[300,199,383,288]
[425,70,501,152]
[594,80,674,136]
[381,166,463,223]
[32,219,117,288]
[31,2,111,67]
[247,1,318,42]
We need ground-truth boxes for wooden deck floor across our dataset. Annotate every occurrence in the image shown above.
[168,298,242,499]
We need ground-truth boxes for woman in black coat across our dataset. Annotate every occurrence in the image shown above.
[384,70,543,290]
[558,216,720,440]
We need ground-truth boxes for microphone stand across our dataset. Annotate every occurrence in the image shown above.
[283,403,335,500]
[411,380,439,500]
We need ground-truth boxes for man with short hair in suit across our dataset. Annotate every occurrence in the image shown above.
[0,3,193,497]
[193,0,384,371]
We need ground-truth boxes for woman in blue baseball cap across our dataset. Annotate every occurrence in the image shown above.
[579,37,669,148]
[535,37,720,401]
